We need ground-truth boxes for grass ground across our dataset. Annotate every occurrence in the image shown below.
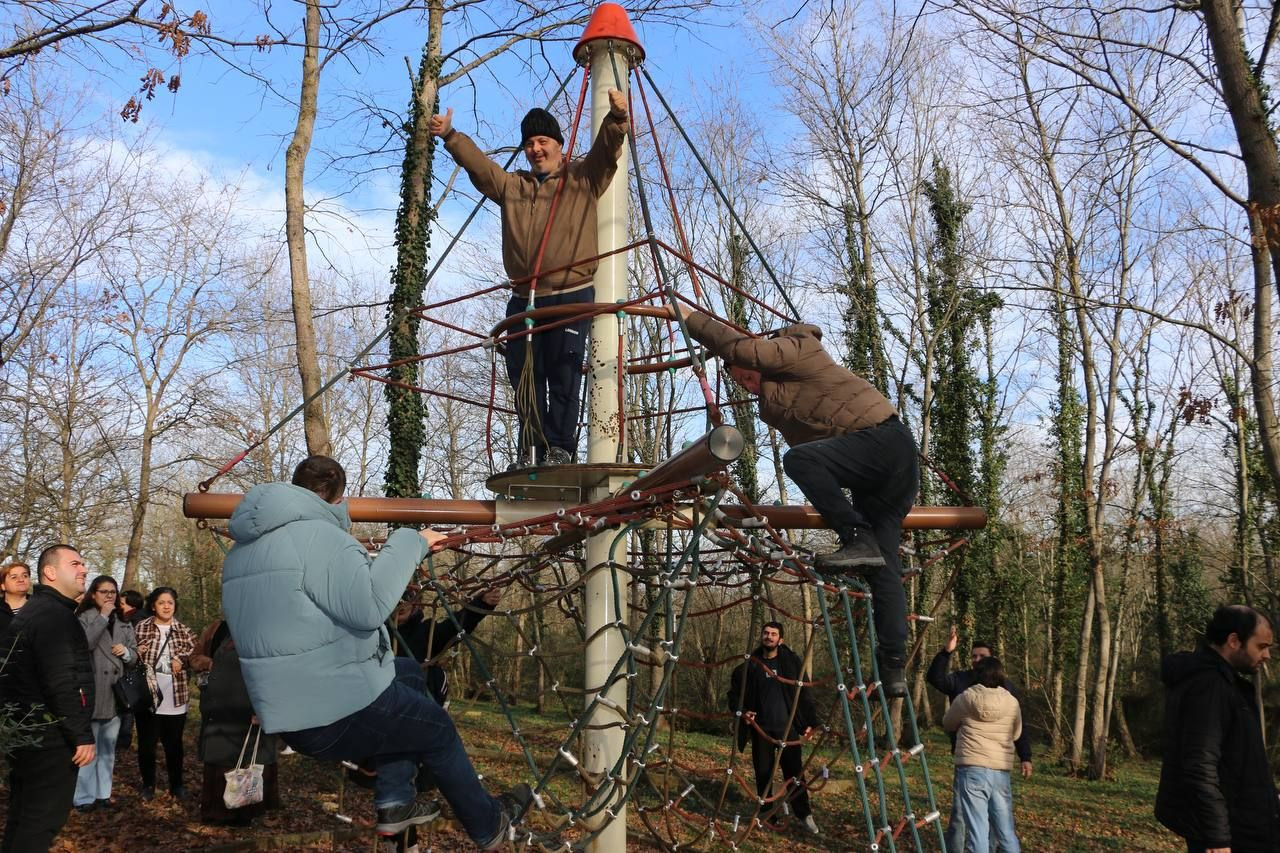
[1,698,1182,851]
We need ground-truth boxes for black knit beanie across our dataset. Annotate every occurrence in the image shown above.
[520,108,564,147]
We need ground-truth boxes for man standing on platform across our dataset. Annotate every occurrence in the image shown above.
[0,545,95,852]
[431,92,629,468]
[673,304,917,696]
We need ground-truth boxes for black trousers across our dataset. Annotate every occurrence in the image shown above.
[2,744,78,853]
[782,416,919,662]
[504,287,592,457]
[749,730,812,820]
[136,709,186,791]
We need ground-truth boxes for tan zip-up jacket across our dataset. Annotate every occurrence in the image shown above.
[684,310,898,445]
[443,111,629,297]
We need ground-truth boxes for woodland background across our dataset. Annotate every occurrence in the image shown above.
[2,0,1278,800]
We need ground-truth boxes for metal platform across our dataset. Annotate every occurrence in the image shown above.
[485,462,649,503]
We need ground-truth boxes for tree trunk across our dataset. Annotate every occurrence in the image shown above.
[384,0,444,497]
[1069,581,1095,771]
[284,0,330,457]
[1201,0,1280,498]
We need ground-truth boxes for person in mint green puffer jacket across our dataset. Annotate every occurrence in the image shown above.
[221,456,531,848]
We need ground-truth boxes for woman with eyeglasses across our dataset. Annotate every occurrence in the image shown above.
[134,586,196,800]
[72,575,138,811]
[0,561,31,634]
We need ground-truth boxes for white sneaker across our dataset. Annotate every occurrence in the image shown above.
[802,815,820,835]
[281,745,295,755]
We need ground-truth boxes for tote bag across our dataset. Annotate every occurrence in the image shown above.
[223,726,265,809]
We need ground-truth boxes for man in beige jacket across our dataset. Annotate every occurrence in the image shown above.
[431,93,629,467]
[942,656,1022,852]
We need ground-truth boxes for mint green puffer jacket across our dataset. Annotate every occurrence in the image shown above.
[221,482,428,733]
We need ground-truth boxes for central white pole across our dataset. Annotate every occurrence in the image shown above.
[581,35,630,853]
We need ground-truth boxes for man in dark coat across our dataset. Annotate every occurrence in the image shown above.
[727,622,821,835]
[1156,604,1278,853]
[676,305,917,696]
[0,544,95,853]
[928,625,1032,851]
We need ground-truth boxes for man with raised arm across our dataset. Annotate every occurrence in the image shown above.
[929,626,1032,851]
[431,93,629,468]
[671,304,917,697]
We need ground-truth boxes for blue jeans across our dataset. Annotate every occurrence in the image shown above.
[954,765,1019,853]
[74,717,122,806]
[282,658,500,843]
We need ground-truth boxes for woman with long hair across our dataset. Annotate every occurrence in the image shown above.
[134,586,196,800]
[72,575,137,811]
[0,561,31,633]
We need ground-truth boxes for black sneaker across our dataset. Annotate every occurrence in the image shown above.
[506,453,534,472]
[481,783,534,850]
[815,530,886,572]
[544,447,574,466]
[375,798,442,836]
[878,651,908,698]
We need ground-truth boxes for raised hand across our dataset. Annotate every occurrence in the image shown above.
[608,88,628,118]
[429,107,454,138]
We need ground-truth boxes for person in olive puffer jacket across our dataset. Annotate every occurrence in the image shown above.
[672,304,917,697]
[0,545,96,852]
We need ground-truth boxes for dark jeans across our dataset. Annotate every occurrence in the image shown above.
[282,658,500,844]
[116,709,134,750]
[504,286,592,457]
[136,710,187,792]
[2,744,78,853]
[749,730,812,820]
[782,416,918,662]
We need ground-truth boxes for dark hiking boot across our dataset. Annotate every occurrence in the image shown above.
[375,798,442,836]
[481,783,534,850]
[815,529,886,572]
[877,651,908,698]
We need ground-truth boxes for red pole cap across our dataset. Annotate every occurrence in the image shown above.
[573,3,645,66]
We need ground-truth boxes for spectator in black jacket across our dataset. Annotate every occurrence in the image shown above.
[393,586,502,707]
[0,544,95,852]
[928,626,1032,852]
[727,621,821,836]
[1156,605,1278,853]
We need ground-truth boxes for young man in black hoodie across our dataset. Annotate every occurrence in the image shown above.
[0,544,95,852]
[1156,604,1278,853]
[727,622,821,835]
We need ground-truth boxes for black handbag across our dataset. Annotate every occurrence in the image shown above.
[113,664,151,713]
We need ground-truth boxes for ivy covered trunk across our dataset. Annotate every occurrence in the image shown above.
[384,1,444,501]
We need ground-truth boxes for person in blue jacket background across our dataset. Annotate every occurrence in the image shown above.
[221,455,530,848]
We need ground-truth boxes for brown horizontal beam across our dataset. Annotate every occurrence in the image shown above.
[183,492,986,531]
